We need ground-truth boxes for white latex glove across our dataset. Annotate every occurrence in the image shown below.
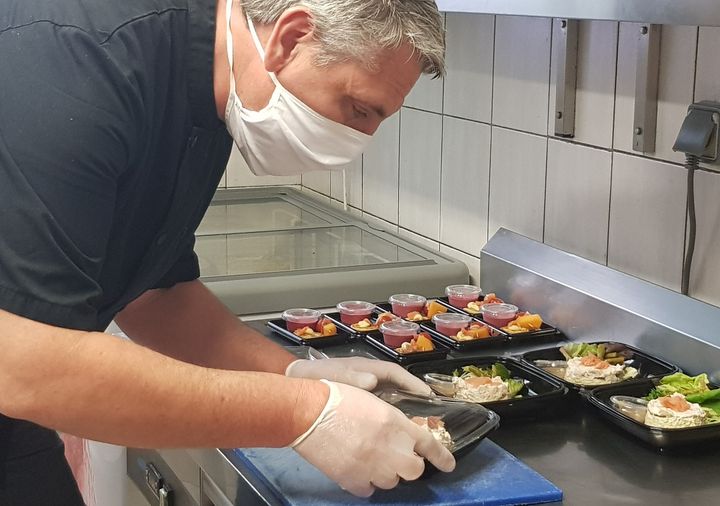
[286,356,432,395]
[292,380,456,497]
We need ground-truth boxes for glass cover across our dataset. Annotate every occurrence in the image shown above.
[196,198,330,235]
[196,226,424,277]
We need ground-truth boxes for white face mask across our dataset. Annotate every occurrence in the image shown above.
[223,0,371,177]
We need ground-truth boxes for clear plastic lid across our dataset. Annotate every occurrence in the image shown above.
[445,284,482,297]
[379,319,420,337]
[388,293,427,307]
[336,301,376,315]
[480,303,518,317]
[432,313,473,326]
[281,308,321,322]
[375,389,500,454]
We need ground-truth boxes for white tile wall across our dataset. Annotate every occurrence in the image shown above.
[239,13,720,308]
[439,245,480,285]
[330,158,363,208]
[488,127,547,241]
[398,108,443,240]
[443,13,495,123]
[607,153,687,291]
[440,117,491,256]
[548,20,618,148]
[301,170,331,196]
[493,16,552,135]
[362,112,401,223]
[544,140,612,264]
[614,24,698,163]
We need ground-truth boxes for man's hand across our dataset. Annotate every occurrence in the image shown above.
[293,381,455,497]
[285,357,432,395]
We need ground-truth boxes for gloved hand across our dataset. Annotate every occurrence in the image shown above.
[286,356,432,395]
[292,380,456,497]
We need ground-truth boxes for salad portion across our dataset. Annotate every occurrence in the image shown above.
[643,373,720,428]
[440,363,525,403]
[537,342,639,386]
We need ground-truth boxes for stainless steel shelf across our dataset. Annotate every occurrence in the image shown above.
[437,0,720,27]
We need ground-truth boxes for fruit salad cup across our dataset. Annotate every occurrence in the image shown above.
[282,308,321,332]
[480,303,518,328]
[388,294,426,318]
[379,319,421,348]
[336,301,376,325]
[432,313,472,336]
[445,284,482,309]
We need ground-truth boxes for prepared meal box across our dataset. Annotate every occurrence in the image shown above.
[522,341,680,391]
[375,389,500,473]
[407,357,569,419]
[267,316,351,348]
[363,329,449,365]
[587,374,720,449]
[422,317,509,351]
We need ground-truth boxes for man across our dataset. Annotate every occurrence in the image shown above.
[0,0,451,503]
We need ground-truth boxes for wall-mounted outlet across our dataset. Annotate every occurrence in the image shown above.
[674,101,720,172]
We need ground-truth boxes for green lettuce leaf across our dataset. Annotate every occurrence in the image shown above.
[490,363,511,380]
[506,378,525,397]
[562,343,599,358]
[646,373,710,400]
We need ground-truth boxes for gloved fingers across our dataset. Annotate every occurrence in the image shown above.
[340,480,375,498]
[371,473,401,490]
[367,361,432,395]
[331,370,378,391]
[411,425,456,473]
[393,452,426,481]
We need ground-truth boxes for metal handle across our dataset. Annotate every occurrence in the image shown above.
[145,462,174,506]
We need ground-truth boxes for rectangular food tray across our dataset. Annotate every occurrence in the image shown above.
[363,332,449,365]
[324,311,379,335]
[435,297,562,341]
[587,378,720,449]
[420,321,509,350]
[520,341,681,392]
[267,319,352,348]
[407,357,570,420]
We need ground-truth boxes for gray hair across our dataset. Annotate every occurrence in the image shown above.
[240,0,446,78]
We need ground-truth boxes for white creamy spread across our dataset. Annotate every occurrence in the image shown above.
[645,393,706,429]
[411,417,453,450]
[564,357,627,386]
[454,376,510,402]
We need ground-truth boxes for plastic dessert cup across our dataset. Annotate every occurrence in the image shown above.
[388,294,427,318]
[445,285,482,309]
[282,308,321,332]
[380,320,420,348]
[480,303,518,328]
[336,301,376,325]
[432,313,472,336]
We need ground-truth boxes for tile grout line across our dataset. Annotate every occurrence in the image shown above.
[486,14,498,246]
[541,18,555,243]
[606,21,622,267]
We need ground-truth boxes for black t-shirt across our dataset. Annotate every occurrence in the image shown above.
[0,0,233,331]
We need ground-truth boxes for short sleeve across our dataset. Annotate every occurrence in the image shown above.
[0,22,139,330]
[152,235,201,289]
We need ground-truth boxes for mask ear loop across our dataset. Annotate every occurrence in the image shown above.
[225,0,236,94]
[342,169,348,211]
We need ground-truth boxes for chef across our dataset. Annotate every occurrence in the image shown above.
[0,0,452,503]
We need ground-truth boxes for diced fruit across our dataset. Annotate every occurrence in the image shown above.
[322,322,337,336]
[504,313,543,333]
[425,300,448,319]
[483,293,503,304]
[406,311,424,321]
[376,312,396,325]
[415,333,434,351]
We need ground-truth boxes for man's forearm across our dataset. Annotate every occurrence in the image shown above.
[116,280,296,374]
[0,309,326,449]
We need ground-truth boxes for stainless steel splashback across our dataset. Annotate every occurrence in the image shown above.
[481,229,720,382]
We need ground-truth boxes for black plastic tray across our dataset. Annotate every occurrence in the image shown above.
[376,389,500,474]
[266,319,351,348]
[436,297,562,341]
[324,311,382,335]
[420,320,509,351]
[407,357,569,420]
[374,302,435,323]
[363,332,449,365]
[587,378,720,449]
[520,341,681,391]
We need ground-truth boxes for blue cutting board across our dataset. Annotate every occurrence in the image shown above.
[231,439,562,506]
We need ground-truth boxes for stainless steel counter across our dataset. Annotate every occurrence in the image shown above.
[128,320,719,506]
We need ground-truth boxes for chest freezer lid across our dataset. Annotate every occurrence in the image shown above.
[194,187,469,315]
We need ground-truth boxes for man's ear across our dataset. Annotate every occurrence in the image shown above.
[263,7,315,73]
